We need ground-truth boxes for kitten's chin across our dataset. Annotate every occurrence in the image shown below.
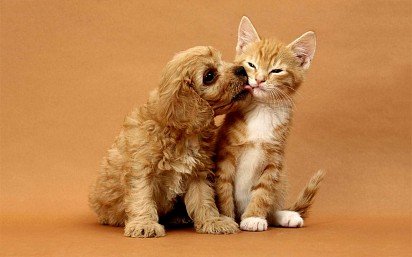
[249,88,266,100]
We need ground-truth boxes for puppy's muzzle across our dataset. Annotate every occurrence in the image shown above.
[234,66,248,78]
[232,66,249,101]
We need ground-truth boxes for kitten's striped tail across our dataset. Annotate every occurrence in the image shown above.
[288,170,325,218]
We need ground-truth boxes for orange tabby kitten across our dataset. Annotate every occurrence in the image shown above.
[215,17,324,232]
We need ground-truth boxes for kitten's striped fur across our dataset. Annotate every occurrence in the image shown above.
[215,17,324,231]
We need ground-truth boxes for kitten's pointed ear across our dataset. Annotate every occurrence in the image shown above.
[236,16,260,55]
[288,31,316,70]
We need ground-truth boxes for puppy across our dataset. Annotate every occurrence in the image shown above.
[89,46,249,237]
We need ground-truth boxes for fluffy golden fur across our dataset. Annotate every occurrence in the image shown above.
[215,17,324,232]
[89,46,249,237]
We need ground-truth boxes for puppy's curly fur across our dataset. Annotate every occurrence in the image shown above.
[89,46,248,238]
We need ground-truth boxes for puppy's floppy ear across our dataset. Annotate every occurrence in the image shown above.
[236,16,260,55]
[157,61,214,132]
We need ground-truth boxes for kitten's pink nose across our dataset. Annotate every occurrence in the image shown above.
[256,79,266,85]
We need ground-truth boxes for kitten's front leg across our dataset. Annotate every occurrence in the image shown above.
[184,172,239,234]
[215,157,237,219]
[240,164,282,232]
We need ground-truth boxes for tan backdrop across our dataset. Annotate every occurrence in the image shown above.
[1,1,411,256]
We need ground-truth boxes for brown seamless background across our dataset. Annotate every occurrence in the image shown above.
[1,1,411,257]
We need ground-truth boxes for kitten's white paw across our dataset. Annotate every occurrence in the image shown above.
[240,217,268,232]
[275,210,304,228]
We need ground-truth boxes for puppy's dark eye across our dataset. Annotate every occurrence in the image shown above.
[203,69,216,85]
[270,69,283,74]
[248,62,256,69]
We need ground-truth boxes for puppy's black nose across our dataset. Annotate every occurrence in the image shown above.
[234,66,248,77]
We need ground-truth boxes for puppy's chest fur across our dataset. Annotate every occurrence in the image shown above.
[124,109,216,203]
[157,133,206,199]
[223,104,290,215]
[153,126,216,201]
[160,134,202,174]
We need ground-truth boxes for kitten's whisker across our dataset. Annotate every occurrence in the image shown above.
[272,86,295,109]
[270,90,292,124]
[270,90,289,111]
[283,84,302,97]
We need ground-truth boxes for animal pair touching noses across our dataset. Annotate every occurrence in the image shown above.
[89,16,324,238]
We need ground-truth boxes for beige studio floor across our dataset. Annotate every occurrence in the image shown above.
[1,1,411,256]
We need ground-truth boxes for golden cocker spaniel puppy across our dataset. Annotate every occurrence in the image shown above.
[89,46,249,237]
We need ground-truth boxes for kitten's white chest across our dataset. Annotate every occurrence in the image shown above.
[234,104,290,217]
[245,104,289,142]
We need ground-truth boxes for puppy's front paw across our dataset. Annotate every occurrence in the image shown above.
[275,210,304,228]
[195,216,239,234]
[124,221,165,238]
[240,217,268,231]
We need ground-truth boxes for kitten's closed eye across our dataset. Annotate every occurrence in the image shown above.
[270,69,283,74]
